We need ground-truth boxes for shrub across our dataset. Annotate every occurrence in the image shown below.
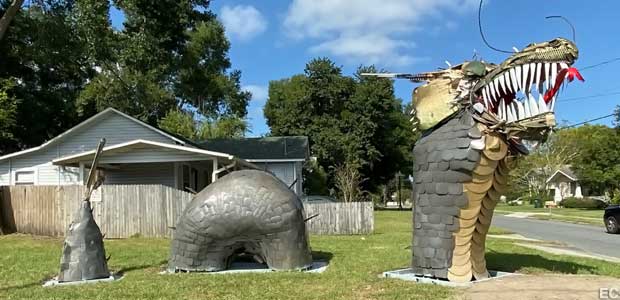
[560,197,606,209]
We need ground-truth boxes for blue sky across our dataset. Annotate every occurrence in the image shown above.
[112,0,620,136]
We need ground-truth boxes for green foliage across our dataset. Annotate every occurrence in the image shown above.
[158,109,197,139]
[555,125,620,197]
[0,79,17,152]
[507,132,577,201]
[197,116,248,139]
[520,194,553,205]
[264,58,417,192]
[0,3,92,153]
[158,108,248,140]
[302,160,330,196]
[0,0,250,154]
[614,105,620,128]
[559,197,606,209]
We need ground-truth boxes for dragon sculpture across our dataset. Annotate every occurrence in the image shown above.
[370,38,583,282]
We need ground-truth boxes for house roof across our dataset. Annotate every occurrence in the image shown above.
[198,136,309,161]
[52,139,258,170]
[546,165,578,183]
[0,108,186,162]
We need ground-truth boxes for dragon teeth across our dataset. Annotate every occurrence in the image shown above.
[493,78,501,99]
[522,64,530,92]
[499,74,507,94]
[528,93,539,115]
[499,98,505,120]
[529,63,536,92]
[516,100,525,120]
[551,63,558,87]
[507,104,515,122]
[535,63,542,93]
[544,62,551,91]
[509,68,519,94]
[503,72,513,92]
[515,65,523,91]
[523,98,531,117]
[538,93,547,113]
[560,62,569,69]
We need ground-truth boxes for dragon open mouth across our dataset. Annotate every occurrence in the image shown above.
[475,62,583,123]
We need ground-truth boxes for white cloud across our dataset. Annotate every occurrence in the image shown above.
[284,0,479,67]
[220,5,267,41]
[243,85,269,104]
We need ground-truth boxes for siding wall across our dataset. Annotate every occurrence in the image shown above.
[0,112,177,186]
[105,163,175,187]
[253,161,303,195]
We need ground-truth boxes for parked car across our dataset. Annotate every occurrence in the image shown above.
[301,195,337,204]
[604,204,620,234]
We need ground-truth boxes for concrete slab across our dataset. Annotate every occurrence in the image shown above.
[487,233,541,242]
[381,268,518,287]
[161,260,329,275]
[43,273,123,287]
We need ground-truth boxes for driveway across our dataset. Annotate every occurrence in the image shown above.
[492,215,620,259]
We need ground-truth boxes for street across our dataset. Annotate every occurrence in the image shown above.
[492,215,620,259]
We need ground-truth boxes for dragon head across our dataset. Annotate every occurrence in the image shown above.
[411,37,582,148]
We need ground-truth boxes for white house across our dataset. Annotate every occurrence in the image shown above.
[0,108,307,195]
[546,166,583,202]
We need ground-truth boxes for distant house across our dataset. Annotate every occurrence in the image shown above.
[199,137,308,195]
[0,108,308,195]
[546,166,583,202]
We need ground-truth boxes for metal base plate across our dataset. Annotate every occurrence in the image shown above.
[381,268,518,287]
[43,273,123,287]
[162,260,329,275]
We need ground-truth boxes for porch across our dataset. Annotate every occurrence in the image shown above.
[51,139,257,192]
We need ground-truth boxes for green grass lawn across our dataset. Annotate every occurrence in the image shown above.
[495,203,604,226]
[1,211,619,300]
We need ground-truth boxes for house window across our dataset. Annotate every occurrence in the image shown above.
[15,170,35,185]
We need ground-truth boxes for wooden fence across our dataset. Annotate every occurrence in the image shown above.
[303,201,374,235]
[0,185,374,238]
[0,185,192,238]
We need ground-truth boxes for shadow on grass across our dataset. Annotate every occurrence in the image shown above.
[116,259,168,275]
[0,281,41,292]
[486,251,597,274]
[312,250,334,263]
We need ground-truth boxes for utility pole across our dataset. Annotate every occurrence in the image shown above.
[397,171,403,210]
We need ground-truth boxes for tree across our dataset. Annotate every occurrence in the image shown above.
[0,2,91,154]
[0,0,250,154]
[333,163,367,202]
[264,58,416,193]
[0,0,24,40]
[0,79,17,150]
[77,0,251,123]
[554,125,620,198]
[614,105,620,129]
[158,108,248,140]
[507,134,578,201]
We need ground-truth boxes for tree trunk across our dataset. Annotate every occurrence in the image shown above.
[0,0,25,41]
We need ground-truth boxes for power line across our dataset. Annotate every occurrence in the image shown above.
[559,91,620,102]
[581,57,620,71]
[478,0,513,54]
[562,113,616,128]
